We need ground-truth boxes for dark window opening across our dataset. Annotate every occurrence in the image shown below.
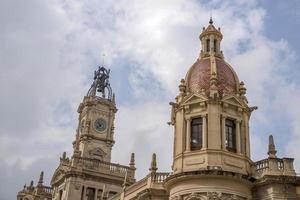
[97,189,103,199]
[214,39,217,52]
[191,117,203,150]
[206,39,210,52]
[86,188,95,200]
[226,119,236,152]
[59,190,63,200]
[108,191,118,199]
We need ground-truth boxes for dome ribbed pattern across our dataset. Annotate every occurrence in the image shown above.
[187,57,238,96]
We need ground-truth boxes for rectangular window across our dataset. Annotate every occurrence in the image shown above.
[191,117,203,150]
[225,119,236,152]
[86,188,95,200]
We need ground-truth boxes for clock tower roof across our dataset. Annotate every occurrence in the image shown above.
[87,66,114,101]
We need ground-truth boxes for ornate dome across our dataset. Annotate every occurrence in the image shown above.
[186,57,239,96]
[185,19,240,97]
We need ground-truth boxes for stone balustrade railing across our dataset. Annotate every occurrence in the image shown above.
[73,156,135,179]
[151,172,170,183]
[111,171,170,200]
[254,158,269,173]
[43,186,53,194]
[253,157,295,178]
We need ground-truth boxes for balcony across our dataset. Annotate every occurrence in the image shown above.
[72,156,135,180]
[253,157,296,179]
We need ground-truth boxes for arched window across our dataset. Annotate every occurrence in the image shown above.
[191,117,203,150]
[206,39,210,52]
[225,119,236,152]
[214,39,217,52]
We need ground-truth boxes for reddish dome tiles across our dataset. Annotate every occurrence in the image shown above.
[187,57,238,96]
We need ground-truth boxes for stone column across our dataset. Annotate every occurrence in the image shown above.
[202,115,207,149]
[210,35,214,53]
[245,120,250,158]
[82,186,86,200]
[94,188,98,200]
[236,120,241,154]
[222,115,226,150]
[186,118,191,151]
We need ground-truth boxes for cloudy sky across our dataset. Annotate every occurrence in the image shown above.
[0,0,300,199]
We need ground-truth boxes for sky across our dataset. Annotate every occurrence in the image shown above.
[0,0,300,199]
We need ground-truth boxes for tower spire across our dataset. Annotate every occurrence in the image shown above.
[38,171,44,186]
[149,153,158,172]
[30,180,34,188]
[102,53,105,66]
[209,16,213,25]
[268,135,277,158]
[129,153,135,168]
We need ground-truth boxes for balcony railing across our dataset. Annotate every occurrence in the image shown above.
[254,158,286,173]
[254,158,269,173]
[253,157,295,178]
[73,156,134,178]
[151,172,170,183]
[43,186,53,194]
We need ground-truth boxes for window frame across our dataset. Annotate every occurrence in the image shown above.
[190,117,203,151]
[86,187,95,200]
[206,39,210,52]
[225,118,236,152]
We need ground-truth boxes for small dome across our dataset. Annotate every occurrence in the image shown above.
[186,57,239,96]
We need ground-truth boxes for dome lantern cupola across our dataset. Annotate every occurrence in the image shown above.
[200,17,223,58]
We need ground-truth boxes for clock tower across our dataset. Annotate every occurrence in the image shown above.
[50,66,135,200]
[75,66,117,162]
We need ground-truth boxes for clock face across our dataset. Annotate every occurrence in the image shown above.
[94,118,107,132]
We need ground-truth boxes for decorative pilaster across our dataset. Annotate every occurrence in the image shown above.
[202,115,207,149]
[186,118,191,151]
[94,189,98,200]
[222,115,226,150]
[236,120,241,154]
[245,121,250,158]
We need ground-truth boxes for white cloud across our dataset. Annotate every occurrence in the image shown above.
[0,0,300,199]
[112,101,173,178]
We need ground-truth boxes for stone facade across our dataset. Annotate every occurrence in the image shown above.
[17,19,300,200]
[17,172,52,200]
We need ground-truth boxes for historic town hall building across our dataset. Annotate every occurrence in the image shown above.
[17,19,300,200]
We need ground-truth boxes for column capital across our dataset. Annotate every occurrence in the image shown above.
[201,113,207,118]
[235,119,242,123]
[185,117,191,121]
